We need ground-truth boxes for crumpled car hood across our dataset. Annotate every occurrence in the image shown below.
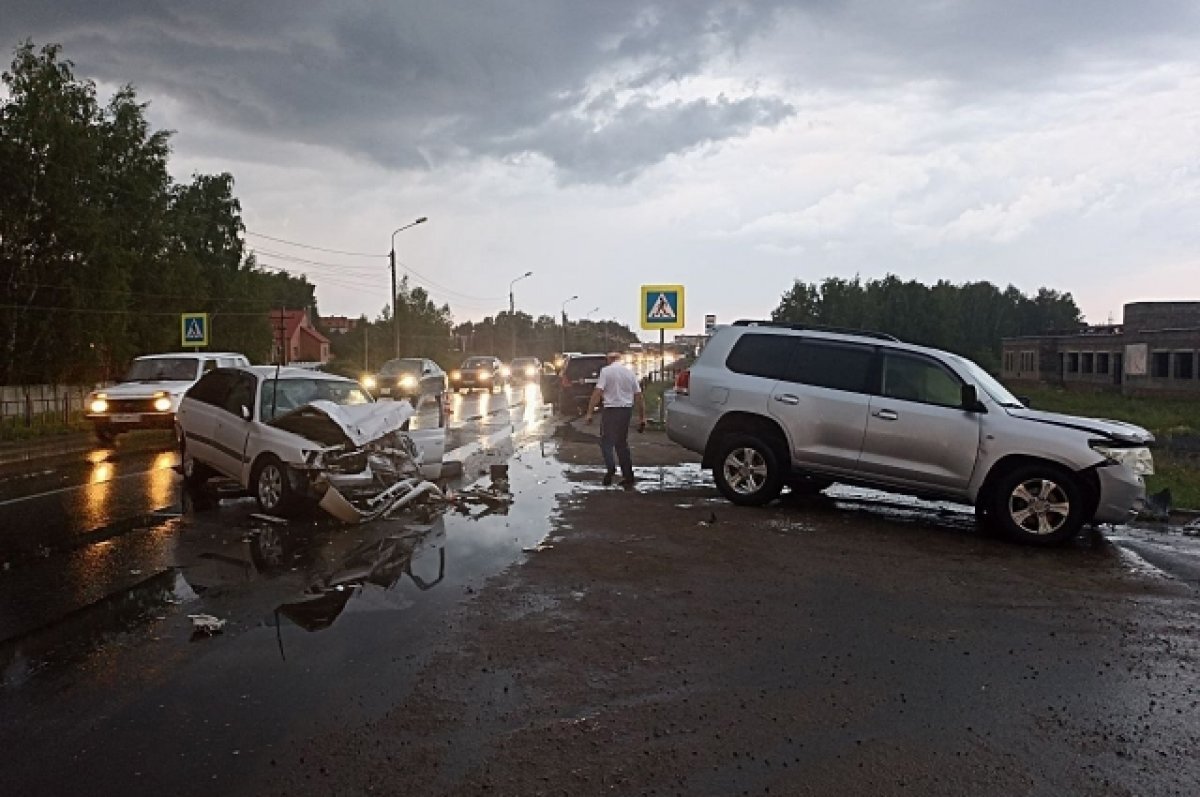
[1005,407,1154,444]
[268,399,414,447]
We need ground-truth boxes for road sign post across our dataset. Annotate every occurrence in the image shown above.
[181,313,209,350]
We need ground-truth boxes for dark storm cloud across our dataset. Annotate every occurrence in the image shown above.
[3,1,1197,182]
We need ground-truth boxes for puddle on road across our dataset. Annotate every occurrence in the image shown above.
[0,439,570,696]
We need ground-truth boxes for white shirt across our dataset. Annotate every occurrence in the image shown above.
[595,362,641,408]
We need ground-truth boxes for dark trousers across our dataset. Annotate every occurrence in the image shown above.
[599,406,634,479]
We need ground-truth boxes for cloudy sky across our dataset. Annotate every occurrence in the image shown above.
[4,1,1200,335]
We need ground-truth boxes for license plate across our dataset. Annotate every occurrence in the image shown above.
[380,387,391,395]
[112,413,141,423]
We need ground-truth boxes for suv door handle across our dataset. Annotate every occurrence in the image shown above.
[872,409,899,421]
[773,394,800,405]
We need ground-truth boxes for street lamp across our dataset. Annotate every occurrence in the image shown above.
[508,271,533,358]
[585,306,600,320]
[560,295,579,353]
[390,216,428,359]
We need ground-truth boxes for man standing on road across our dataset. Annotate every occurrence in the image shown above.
[584,352,646,487]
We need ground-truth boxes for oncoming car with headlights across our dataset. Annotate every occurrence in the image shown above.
[449,355,507,393]
[508,356,544,384]
[86,352,250,443]
[362,358,447,402]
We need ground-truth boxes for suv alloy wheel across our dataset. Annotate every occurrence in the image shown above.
[713,433,785,506]
[990,464,1085,545]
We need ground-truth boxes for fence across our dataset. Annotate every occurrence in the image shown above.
[0,385,94,429]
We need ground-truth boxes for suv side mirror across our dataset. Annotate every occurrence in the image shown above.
[961,385,986,413]
[241,404,252,421]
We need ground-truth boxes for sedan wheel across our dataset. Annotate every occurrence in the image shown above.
[712,433,784,506]
[253,455,294,515]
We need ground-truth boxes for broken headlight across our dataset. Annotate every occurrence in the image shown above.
[1091,444,1155,476]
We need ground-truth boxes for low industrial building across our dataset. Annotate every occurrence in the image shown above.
[1001,301,1200,397]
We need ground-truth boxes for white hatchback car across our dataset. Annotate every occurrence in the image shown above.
[86,352,250,442]
[175,366,445,514]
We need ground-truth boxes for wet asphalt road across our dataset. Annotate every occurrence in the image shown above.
[1,387,1199,795]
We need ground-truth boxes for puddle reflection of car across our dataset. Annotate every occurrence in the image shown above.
[85,352,250,443]
[175,366,445,515]
[450,355,508,393]
[362,357,447,403]
[246,519,447,632]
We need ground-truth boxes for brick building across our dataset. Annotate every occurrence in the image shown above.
[1001,301,1200,397]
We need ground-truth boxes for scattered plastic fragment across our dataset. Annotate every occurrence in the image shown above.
[189,614,227,636]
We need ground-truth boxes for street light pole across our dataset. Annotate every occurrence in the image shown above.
[560,295,579,353]
[508,271,533,359]
[389,216,428,360]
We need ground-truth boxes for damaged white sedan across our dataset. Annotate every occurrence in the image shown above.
[175,366,445,517]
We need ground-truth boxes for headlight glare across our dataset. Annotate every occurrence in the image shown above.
[153,396,172,412]
[90,398,108,414]
[362,375,377,389]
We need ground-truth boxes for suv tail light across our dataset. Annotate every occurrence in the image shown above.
[674,369,690,395]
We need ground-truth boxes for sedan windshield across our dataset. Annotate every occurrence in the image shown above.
[122,357,199,382]
[379,359,422,376]
[462,357,493,368]
[259,378,372,421]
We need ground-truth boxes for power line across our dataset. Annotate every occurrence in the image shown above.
[245,230,380,257]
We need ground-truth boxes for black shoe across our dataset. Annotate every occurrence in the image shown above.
[619,476,636,489]
[602,471,614,486]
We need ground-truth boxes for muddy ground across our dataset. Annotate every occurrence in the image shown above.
[260,427,1200,797]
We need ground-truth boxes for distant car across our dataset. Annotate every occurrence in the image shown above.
[175,366,445,514]
[85,352,250,443]
[550,353,609,415]
[362,358,448,401]
[508,356,543,384]
[450,356,507,392]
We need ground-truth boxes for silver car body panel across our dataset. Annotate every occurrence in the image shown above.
[666,325,1152,523]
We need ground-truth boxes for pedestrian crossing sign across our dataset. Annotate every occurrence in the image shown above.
[181,313,209,347]
[640,284,685,330]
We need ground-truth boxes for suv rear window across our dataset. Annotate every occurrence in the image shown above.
[726,334,796,379]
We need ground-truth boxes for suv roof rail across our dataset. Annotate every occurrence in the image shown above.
[731,319,899,342]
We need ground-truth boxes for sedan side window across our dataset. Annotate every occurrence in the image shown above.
[881,353,962,407]
[188,371,236,407]
[223,374,257,418]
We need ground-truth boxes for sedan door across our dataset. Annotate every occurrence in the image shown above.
[210,372,259,482]
[855,351,981,495]
[177,370,237,472]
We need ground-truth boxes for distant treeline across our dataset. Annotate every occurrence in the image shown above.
[0,41,314,385]
[771,276,1083,370]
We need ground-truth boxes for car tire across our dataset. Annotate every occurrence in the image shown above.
[251,454,296,516]
[990,464,1084,546]
[713,433,785,506]
[179,439,214,488]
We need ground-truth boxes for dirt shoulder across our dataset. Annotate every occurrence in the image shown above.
[268,428,1199,797]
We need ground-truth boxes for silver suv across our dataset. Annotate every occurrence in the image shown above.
[666,321,1154,545]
